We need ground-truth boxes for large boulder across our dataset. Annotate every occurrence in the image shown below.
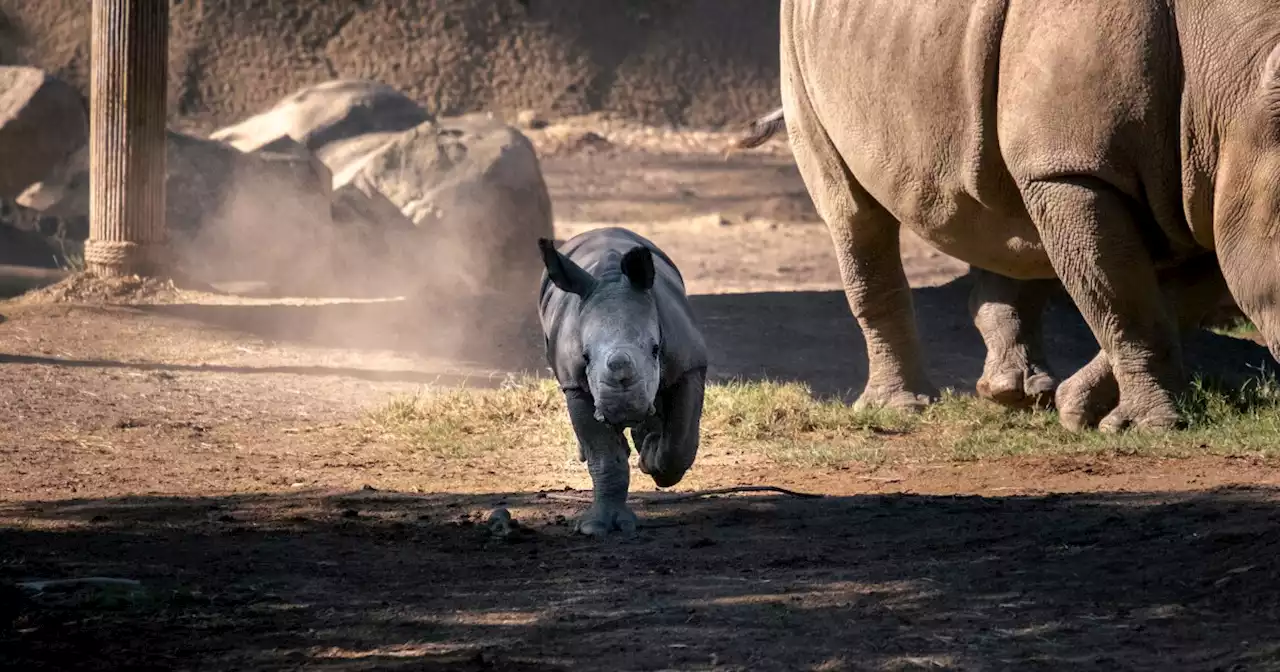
[344,114,554,303]
[0,66,86,199]
[209,79,432,167]
[206,79,430,290]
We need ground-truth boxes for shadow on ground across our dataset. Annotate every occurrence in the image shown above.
[0,352,507,388]
[539,151,820,224]
[124,274,1276,399]
[4,487,1280,671]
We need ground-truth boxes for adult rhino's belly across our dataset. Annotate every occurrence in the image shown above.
[871,174,1057,280]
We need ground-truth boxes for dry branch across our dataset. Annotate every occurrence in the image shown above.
[543,485,823,505]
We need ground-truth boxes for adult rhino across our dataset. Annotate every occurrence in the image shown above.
[754,0,1277,432]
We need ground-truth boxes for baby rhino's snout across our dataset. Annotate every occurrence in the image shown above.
[592,349,657,428]
[606,351,636,387]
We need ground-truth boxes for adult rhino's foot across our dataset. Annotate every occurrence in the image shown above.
[1057,351,1182,432]
[967,268,1057,409]
[854,385,938,413]
[1055,353,1119,432]
[575,502,638,538]
[1097,399,1180,433]
[976,363,1058,409]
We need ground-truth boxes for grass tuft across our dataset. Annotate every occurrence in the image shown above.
[1208,317,1259,340]
[366,373,1280,467]
[365,378,573,459]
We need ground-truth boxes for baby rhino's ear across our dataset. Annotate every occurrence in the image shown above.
[620,245,655,291]
[539,238,596,297]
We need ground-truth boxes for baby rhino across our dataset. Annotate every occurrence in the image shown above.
[537,227,709,537]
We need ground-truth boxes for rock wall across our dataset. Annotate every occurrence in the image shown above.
[0,0,782,131]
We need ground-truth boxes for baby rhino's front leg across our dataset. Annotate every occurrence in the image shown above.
[634,368,706,488]
[564,389,637,537]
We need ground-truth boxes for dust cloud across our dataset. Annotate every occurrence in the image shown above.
[17,138,547,378]
[172,151,547,375]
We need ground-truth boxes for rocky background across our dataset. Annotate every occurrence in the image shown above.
[0,0,783,133]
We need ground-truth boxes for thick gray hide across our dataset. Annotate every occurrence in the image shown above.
[540,227,707,396]
[538,226,708,537]
[772,0,1280,432]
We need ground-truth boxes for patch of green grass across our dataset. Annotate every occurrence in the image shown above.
[933,373,1280,462]
[59,248,85,273]
[366,374,1280,467]
[700,380,912,467]
[1209,317,1259,339]
[44,227,85,272]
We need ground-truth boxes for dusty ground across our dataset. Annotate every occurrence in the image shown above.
[3,123,1280,671]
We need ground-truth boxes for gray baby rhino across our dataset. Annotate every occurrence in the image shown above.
[537,227,708,537]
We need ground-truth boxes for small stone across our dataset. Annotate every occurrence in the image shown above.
[692,212,731,228]
[516,109,549,130]
[487,508,515,538]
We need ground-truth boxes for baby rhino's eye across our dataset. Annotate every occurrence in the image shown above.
[651,343,661,359]
[582,351,591,363]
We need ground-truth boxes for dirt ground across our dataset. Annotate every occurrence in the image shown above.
[3,125,1280,671]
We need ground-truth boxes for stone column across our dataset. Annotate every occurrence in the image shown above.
[86,0,169,277]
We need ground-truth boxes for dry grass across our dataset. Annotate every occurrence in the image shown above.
[365,377,575,460]
[366,374,1280,468]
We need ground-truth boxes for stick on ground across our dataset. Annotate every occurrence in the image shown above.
[542,485,824,504]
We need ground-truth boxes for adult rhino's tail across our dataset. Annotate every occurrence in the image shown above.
[734,107,786,150]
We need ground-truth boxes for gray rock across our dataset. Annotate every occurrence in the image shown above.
[345,114,554,301]
[210,79,432,159]
[0,66,86,199]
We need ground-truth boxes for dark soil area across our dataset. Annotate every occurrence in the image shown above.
[5,486,1280,671]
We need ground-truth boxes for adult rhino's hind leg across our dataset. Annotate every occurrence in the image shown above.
[1020,178,1184,432]
[820,184,937,411]
[968,268,1058,408]
[563,388,637,537]
[785,109,936,411]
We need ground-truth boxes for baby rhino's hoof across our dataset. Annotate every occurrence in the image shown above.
[637,434,691,488]
[575,503,638,538]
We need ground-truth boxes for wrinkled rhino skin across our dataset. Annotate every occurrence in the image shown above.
[777,0,1280,431]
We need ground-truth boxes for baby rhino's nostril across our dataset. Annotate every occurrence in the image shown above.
[606,352,635,385]
[606,352,631,372]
